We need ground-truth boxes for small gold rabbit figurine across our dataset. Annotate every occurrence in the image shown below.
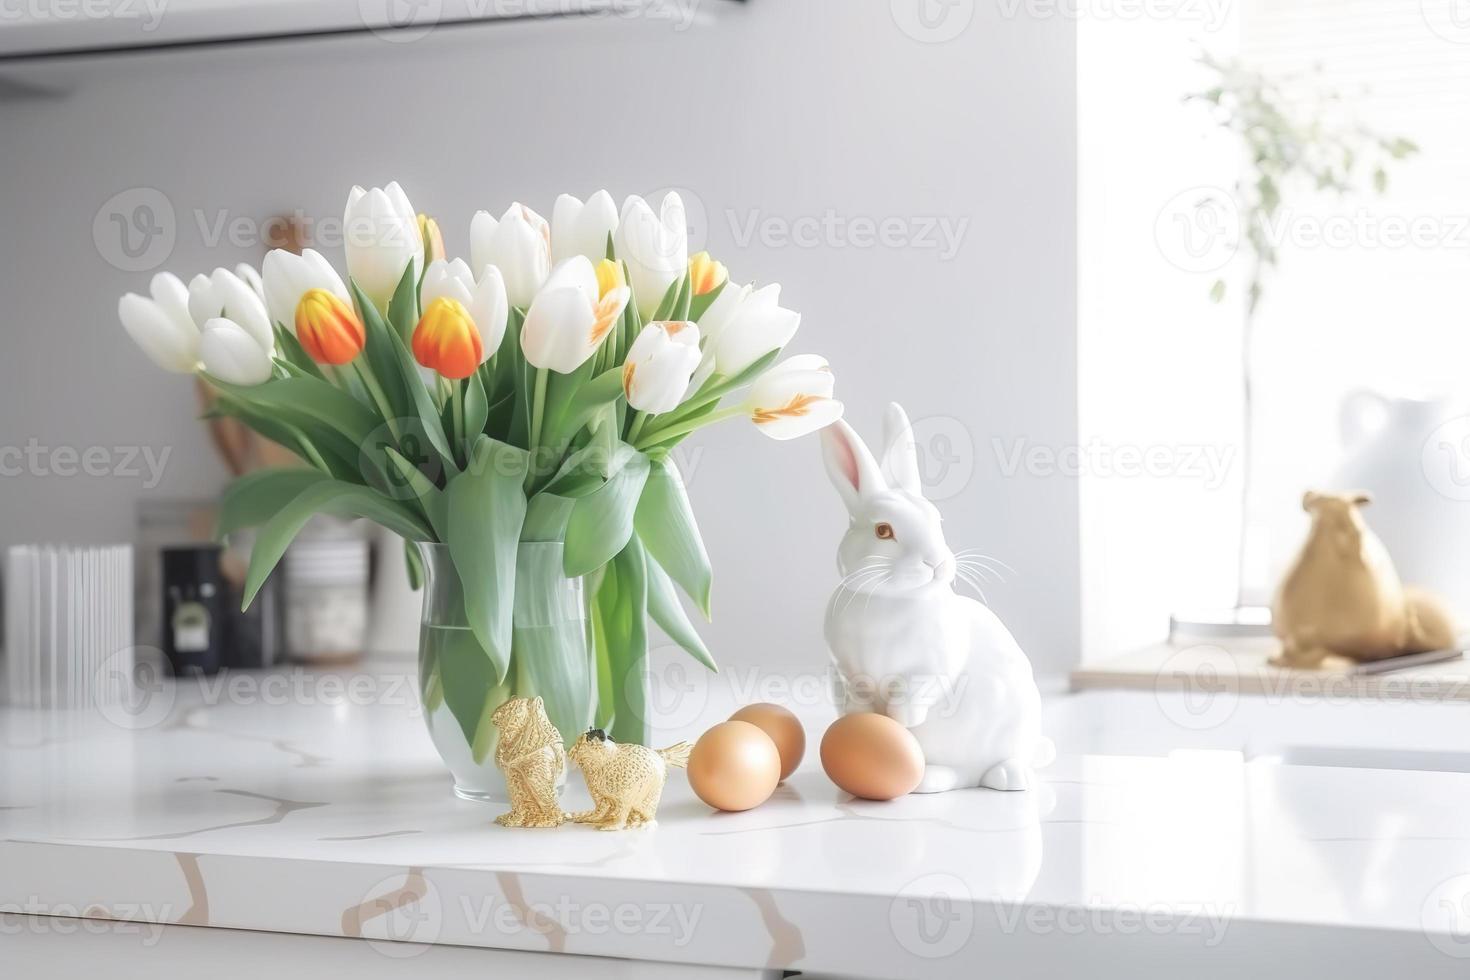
[490,696,566,829]
[1272,491,1456,669]
[566,729,692,831]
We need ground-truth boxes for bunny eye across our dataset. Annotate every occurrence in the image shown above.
[875,522,895,540]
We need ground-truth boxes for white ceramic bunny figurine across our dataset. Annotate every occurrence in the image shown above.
[819,404,1052,792]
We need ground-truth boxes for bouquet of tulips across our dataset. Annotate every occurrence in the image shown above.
[117,182,843,750]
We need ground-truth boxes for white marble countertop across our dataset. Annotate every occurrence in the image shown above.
[4,667,1470,978]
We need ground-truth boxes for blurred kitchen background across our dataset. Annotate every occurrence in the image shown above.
[2,0,1468,684]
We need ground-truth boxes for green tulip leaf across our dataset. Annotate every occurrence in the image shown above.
[563,446,650,578]
[596,539,649,744]
[242,481,434,609]
[216,467,331,538]
[689,279,725,323]
[445,435,530,682]
[646,553,716,672]
[634,457,712,618]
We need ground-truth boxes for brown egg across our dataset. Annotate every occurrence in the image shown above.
[820,713,925,801]
[688,720,782,812]
[730,703,806,781]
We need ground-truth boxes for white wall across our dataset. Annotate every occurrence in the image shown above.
[0,1,1079,674]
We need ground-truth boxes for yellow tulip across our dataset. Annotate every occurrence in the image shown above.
[595,258,626,299]
[688,251,727,296]
[418,213,445,265]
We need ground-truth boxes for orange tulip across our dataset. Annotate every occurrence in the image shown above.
[413,297,483,379]
[294,288,365,365]
[688,251,727,296]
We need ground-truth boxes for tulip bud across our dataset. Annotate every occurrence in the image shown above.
[344,182,422,310]
[418,213,445,265]
[199,317,274,386]
[622,321,702,415]
[688,251,727,296]
[118,272,200,373]
[471,203,551,309]
[615,193,688,320]
[413,296,484,379]
[295,288,366,365]
[552,190,620,265]
[595,258,626,299]
[746,354,843,440]
[711,283,800,376]
[521,256,631,374]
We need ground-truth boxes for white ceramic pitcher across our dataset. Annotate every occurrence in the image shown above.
[1330,389,1470,617]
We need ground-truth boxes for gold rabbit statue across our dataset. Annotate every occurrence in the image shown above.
[1272,491,1456,669]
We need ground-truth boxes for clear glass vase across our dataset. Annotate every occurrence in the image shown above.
[416,541,596,803]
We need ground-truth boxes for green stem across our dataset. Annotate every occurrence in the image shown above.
[635,405,745,450]
[451,380,465,463]
[527,367,549,485]
[353,360,402,443]
[626,412,649,444]
[641,375,726,439]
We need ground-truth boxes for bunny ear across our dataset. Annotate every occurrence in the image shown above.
[880,402,922,496]
[821,418,885,513]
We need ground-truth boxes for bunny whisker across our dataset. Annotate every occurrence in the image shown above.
[955,568,989,604]
[954,551,1016,576]
[956,559,1002,584]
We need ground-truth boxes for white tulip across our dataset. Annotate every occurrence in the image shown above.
[622,321,702,415]
[615,192,688,320]
[344,181,423,310]
[746,354,843,441]
[420,258,509,361]
[710,283,800,377]
[470,203,551,309]
[689,279,752,389]
[199,317,274,386]
[520,256,630,374]
[261,248,349,334]
[118,271,200,373]
[235,263,265,303]
[551,190,619,266]
[187,267,275,356]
